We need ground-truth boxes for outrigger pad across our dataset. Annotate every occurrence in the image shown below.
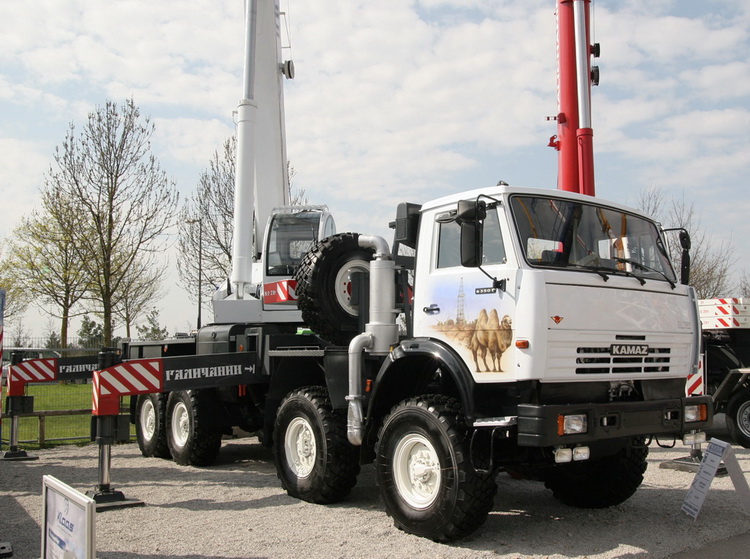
[0,541,13,558]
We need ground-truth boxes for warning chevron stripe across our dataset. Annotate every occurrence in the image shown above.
[11,359,57,382]
[93,359,164,416]
[7,358,58,396]
[98,360,163,396]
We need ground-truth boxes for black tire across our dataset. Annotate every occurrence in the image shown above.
[273,386,360,504]
[294,232,374,346]
[135,393,171,459]
[726,388,750,448]
[165,390,222,467]
[375,395,498,542]
[544,437,648,508]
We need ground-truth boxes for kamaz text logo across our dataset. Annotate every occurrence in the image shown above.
[610,344,649,356]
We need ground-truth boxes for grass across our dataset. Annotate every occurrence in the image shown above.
[1,382,135,450]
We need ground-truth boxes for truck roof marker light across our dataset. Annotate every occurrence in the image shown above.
[515,340,530,349]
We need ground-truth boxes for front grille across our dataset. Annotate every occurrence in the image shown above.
[575,347,672,374]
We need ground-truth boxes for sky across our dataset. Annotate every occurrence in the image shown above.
[1,0,749,338]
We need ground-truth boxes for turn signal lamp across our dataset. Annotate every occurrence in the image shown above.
[684,404,708,423]
[515,340,530,349]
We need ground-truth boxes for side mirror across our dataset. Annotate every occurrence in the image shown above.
[678,230,691,285]
[458,200,486,267]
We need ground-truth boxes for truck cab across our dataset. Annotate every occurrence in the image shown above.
[413,185,701,389]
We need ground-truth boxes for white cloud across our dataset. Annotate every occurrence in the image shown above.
[3,0,750,335]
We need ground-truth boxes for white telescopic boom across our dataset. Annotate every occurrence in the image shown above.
[230,0,291,298]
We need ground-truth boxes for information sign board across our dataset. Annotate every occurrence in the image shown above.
[41,475,96,559]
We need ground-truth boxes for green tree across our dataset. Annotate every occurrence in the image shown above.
[44,99,178,345]
[0,246,32,323]
[77,313,104,349]
[6,208,88,347]
[136,308,169,341]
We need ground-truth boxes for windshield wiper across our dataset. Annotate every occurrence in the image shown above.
[612,257,676,289]
[571,264,610,282]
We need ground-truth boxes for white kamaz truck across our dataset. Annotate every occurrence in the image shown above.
[120,0,712,541]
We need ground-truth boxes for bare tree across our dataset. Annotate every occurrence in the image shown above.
[43,99,179,344]
[177,137,236,313]
[636,186,735,298]
[113,252,166,339]
[740,271,750,297]
[178,135,308,315]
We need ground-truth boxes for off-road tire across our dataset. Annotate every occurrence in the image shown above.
[165,390,222,467]
[544,437,648,508]
[135,393,171,459]
[294,232,374,346]
[726,388,750,448]
[375,395,498,541]
[273,386,360,504]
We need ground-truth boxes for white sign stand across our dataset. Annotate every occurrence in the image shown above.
[41,475,96,558]
[682,438,750,519]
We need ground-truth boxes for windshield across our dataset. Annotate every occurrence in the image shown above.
[266,211,322,276]
[509,195,676,283]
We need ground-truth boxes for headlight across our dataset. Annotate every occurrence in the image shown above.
[557,414,588,435]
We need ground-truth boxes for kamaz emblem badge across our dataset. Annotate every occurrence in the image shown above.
[551,316,564,324]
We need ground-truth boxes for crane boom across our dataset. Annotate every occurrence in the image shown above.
[230,0,291,298]
[555,0,596,196]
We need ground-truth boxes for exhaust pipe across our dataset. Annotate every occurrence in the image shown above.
[346,235,399,446]
[346,332,373,446]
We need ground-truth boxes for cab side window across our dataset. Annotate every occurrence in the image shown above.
[483,209,506,265]
[435,209,506,269]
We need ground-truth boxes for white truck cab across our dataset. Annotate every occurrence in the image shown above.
[413,185,700,392]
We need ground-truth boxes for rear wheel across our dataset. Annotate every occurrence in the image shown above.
[135,393,171,459]
[727,388,750,448]
[544,437,648,508]
[166,390,222,466]
[375,395,497,541]
[273,387,360,503]
[294,232,374,346]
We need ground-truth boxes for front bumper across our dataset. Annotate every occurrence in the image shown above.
[516,396,713,447]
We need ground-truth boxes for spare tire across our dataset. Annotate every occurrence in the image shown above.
[294,232,374,346]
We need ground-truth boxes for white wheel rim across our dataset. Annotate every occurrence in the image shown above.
[335,259,369,316]
[172,401,190,448]
[140,398,156,442]
[738,401,750,437]
[285,417,317,478]
[393,433,441,509]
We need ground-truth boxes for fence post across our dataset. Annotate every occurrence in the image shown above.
[1,351,38,461]
[88,349,144,511]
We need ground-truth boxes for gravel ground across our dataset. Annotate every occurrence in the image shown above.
[3,430,750,559]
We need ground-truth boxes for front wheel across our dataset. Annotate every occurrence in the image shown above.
[165,390,222,466]
[544,437,648,508]
[726,388,750,448]
[375,395,497,541]
[135,393,171,459]
[273,387,360,504]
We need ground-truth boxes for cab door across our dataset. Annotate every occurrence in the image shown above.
[413,203,517,381]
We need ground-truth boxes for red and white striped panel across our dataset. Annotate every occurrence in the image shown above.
[263,279,298,304]
[7,358,58,396]
[93,359,164,416]
[686,356,705,396]
[97,360,163,397]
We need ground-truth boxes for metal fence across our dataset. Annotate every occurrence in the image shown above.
[1,344,135,449]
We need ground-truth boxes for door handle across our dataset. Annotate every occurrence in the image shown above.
[423,304,440,315]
